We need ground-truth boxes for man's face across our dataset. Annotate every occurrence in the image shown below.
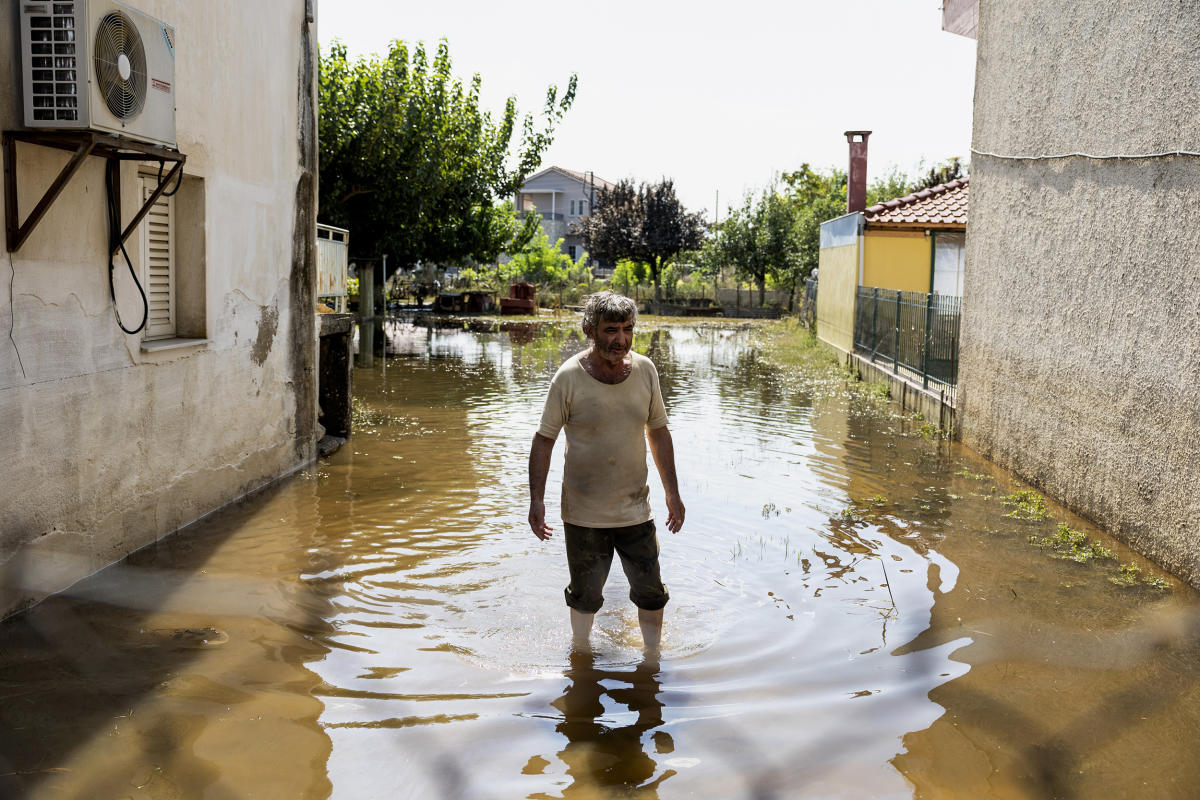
[590,317,634,366]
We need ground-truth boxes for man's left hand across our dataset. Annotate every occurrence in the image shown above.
[664,491,685,533]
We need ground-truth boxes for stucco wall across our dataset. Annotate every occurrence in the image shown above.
[0,1,318,615]
[960,1,1200,585]
[863,230,930,292]
[815,242,858,353]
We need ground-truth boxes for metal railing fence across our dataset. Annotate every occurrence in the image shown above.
[317,224,350,311]
[854,287,961,401]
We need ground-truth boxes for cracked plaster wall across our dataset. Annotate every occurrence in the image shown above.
[960,0,1200,586]
[0,1,318,616]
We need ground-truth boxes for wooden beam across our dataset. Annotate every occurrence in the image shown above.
[117,159,185,251]
[4,134,96,253]
[2,130,185,253]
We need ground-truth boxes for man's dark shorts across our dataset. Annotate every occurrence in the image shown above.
[563,520,669,614]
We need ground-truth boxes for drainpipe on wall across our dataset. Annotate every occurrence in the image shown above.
[844,130,871,214]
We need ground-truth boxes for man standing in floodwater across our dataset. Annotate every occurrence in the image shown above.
[528,291,685,652]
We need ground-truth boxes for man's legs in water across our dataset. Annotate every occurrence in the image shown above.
[638,607,663,652]
[572,607,660,651]
[570,609,594,649]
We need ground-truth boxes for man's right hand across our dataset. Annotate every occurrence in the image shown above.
[529,500,553,541]
[528,433,556,541]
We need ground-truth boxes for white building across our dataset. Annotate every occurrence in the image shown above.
[0,1,319,616]
[515,166,614,266]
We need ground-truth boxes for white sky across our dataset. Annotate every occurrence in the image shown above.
[317,0,977,219]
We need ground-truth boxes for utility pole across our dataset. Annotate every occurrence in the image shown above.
[714,190,721,305]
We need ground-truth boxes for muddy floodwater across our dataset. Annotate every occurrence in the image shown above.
[4,319,1200,800]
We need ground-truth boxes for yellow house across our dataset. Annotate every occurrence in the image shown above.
[863,177,968,294]
[817,178,968,352]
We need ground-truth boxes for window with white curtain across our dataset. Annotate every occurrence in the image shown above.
[933,232,965,296]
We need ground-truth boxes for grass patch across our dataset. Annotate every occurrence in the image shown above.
[755,319,845,375]
[866,382,891,401]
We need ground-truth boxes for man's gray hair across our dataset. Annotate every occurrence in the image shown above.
[582,291,637,333]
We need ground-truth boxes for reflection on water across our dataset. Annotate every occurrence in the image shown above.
[542,652,673,799]
[1,317,1199,799]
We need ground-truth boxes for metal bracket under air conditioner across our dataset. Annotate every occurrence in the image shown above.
[3,130,186,254]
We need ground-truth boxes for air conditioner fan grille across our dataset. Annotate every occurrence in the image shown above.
[93,11,146,120]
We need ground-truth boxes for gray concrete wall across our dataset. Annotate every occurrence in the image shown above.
[0,1,318,616]
[960,0,1200,585]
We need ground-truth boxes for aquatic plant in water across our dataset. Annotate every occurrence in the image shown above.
[761,502,789,518]
[1030,523,1114,563]
[1108,562,1170,590]
[1001,489,1051,520]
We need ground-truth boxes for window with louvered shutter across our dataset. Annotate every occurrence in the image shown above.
[140,175,175,339]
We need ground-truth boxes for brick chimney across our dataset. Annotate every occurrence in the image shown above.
[844,130,872,214]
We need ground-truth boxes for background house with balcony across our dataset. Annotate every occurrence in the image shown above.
[515,166,613,267]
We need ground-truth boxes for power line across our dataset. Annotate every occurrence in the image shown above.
[971,146,1200,162]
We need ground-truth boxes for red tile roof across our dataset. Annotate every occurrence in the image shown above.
[863,177,968,227]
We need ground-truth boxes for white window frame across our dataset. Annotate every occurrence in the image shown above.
[932,232,965,296]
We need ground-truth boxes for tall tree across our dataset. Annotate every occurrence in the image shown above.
[782,164,848,286]
[714,187,803,307]
[912,156,967,191]
[318,40,577,274]
[580,179,706,301]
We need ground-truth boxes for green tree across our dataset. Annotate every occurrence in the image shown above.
[580,179,706,301]
[782,164,849,285]
[611,259,649,297]
[912,156,967,191]
[866,166,916,206]
[318,40,577,275]
[508,225,571,287]
[715,186,803,307]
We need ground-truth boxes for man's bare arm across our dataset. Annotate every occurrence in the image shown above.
[528,433,556,540]
[646,426,685,533]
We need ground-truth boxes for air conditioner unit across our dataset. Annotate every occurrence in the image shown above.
[19,0,177,148]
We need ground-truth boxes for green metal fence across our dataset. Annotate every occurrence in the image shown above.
[854,287,961,402]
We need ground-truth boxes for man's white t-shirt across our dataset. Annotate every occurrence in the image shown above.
[537,351,669,528]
